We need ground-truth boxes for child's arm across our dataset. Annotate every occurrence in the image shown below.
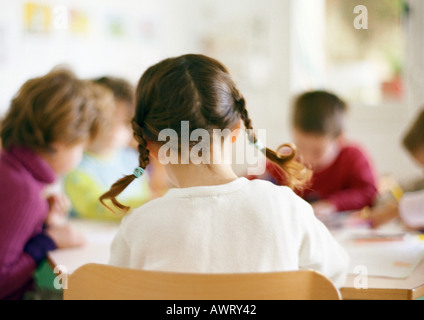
[0,197,55,298]
[0,238,47,299]
[44,193,86,247]
[367,202,399,228]
[367,190,424,229]
[44,223,86,248]
[45,193,71,226]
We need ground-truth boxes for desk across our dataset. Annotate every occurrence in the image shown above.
[47,218,119,274]
[341,259,424,300]
[48,216,424,300]
[326,213,424,300]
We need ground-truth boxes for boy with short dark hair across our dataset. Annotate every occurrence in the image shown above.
[267,90,378,218]
[293,91,378,217]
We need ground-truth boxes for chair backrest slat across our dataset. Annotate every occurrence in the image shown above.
[63,263,341,300]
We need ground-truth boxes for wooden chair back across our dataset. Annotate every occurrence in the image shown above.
[64,263,342,300]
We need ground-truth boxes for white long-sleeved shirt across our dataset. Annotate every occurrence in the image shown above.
[109,177,349,287]
[399,190,424,229]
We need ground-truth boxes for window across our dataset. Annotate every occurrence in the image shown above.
[325,0,408,106]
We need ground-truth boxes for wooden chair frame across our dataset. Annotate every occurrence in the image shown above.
[63,263,342,300]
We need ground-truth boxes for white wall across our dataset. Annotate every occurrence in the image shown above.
[0,0,291,149]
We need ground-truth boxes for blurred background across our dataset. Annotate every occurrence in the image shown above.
[0,0,423,186]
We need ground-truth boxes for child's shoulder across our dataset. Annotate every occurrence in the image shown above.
[0,165,31,193]
[0,155,40,204]
[0,151,31,185]
[341,142,367,153]
[120,178,314,229]
[339,141,373,161]
[246,178,315,218]
[246,176,291,192]
[119,193,170,226]
[245,177,311,208]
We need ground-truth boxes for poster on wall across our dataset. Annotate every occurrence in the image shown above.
[69,9,89,35]
[106,15,125,38]
[24,2,90,36]
[24,2,52,34]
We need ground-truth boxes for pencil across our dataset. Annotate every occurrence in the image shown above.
[390,182,404,202]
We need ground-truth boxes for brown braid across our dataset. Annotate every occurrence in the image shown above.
[235,94,312,191]
[99,120,150,214]
[132,120,151,169]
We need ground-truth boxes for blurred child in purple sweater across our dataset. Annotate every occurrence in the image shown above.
[0,67,102,299]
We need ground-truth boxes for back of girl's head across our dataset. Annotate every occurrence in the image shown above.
[403,108,424,154]
[100,54,312,213]
[0,67,100,152]
[293,90,347,137]
[133,54,242,151]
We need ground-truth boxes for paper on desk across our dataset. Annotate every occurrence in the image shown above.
[69,219,119,244]
[345,239,424,279]
[48,219,120,274]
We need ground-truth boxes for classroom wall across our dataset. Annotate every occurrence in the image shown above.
[0,0,422,185]
[0,0,291,146]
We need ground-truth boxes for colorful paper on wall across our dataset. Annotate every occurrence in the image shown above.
[24,2,52,34]
[69,9,88,35]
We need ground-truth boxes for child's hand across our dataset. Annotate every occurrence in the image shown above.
[46,193,71,226]
[366,202,399,228]
[312,200,337,220]
[45,223,86,249]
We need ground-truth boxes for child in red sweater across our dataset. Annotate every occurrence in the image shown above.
[265,91,378,219]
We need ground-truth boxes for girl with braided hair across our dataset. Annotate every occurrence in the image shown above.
[102,54,349,288]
